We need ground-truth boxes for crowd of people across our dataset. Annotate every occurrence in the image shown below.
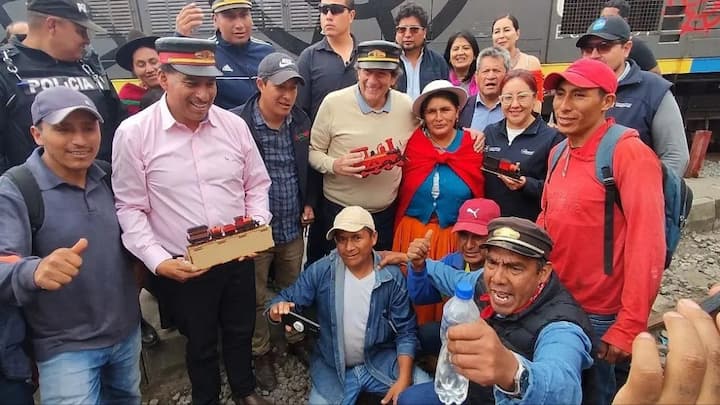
[0,0,712,404]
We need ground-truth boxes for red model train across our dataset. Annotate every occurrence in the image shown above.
[350,138,405,178]
[482,156,522,180]
[186,216,260,245]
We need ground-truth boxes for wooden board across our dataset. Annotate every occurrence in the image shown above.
[186,225,274,269]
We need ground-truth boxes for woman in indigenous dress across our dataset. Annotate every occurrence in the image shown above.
[115,30,161,115]
[393,80,485,325]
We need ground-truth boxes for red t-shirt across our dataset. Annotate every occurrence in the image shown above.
[537,118,665,353]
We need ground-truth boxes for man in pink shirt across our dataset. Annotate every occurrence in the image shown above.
[111,37,272,405]
[538,58,665,405]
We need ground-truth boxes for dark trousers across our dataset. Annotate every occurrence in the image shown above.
[0,374,34,405]
[156,260,256,405]
[308,196,396,263]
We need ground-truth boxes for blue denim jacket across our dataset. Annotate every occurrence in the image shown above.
[408,259,593,404]
[269,250,418,403]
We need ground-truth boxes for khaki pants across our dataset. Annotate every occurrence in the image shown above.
[252,236,304,356]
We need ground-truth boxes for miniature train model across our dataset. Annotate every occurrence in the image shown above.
[350,138,406,178]
[184,216,274,270]
[186,216,260,245]
[482,156,522,180]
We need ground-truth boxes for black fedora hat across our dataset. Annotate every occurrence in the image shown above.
[115,30,160,72]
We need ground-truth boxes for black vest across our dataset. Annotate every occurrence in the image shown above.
[0,40,124,172]
[466,272,600,404]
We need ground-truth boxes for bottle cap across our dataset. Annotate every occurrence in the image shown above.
[454,280,474,300]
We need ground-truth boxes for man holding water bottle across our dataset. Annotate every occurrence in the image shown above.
[398,217,597,405]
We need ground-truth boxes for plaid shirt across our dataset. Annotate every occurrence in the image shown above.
[253,101,302,244]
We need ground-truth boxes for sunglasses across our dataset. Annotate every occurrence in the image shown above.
[396,25,423,35]
[580,40,624,55]
[319,3,350,15]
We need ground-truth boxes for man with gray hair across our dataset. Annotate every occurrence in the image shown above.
[309,40,417,257]
[458,46,510,130]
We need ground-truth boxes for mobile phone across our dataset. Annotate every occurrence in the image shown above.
[282,311,320,336]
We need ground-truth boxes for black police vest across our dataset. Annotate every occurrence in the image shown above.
[466,272,600,405]
[0,41,123,171]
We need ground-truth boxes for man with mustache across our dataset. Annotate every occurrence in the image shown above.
[397,217,596,405]
[231,52,316,391]
[112,37,273,405]
[393,2,449,100]
[458,46,510,131]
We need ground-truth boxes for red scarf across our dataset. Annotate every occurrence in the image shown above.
[479,282,546,320]
[395,127,484,227]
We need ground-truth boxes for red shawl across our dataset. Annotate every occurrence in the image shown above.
[395,128,484,228]
[118,83,148,116]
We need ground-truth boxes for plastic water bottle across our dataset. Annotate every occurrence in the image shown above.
[434,280,480,404]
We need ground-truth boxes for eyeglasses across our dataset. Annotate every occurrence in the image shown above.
[580,40,624,55]
[319,3,350,15]
[396,25,423,34]
[499,91,536,105]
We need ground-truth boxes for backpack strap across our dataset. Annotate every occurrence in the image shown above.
[2,165,44,235]
[595,124,629,276]
[548,138,569,178]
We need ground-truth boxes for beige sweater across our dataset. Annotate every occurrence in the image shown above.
[309,85,418,212]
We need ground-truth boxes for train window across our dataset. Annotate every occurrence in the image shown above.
[86,0,137,35]
[559,0,663,35]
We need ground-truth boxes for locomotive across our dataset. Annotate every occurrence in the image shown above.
[186,216,260,245]
[350,138,406,178]
[482,156,522,180]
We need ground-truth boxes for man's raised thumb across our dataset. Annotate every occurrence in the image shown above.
[424,229,433,242]
[70,238,88,255]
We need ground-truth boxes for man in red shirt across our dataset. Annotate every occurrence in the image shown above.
[537,58,665,405]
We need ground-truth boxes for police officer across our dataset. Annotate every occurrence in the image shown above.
[175,0,273,109]
[0,0,125,173]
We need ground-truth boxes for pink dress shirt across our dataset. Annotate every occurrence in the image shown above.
[112,96,272,273]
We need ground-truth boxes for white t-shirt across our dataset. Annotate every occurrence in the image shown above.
[506,125,527,146]
[343,268,375,367]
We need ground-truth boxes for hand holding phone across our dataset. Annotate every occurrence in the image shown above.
[282,311,320,336]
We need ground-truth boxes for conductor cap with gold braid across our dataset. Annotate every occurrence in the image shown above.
[155,37,222,77]
[356,40,402,70]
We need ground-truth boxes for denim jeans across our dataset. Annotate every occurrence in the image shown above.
[37,326,141,405]
[308,364,432,405]
[588,313,617,405]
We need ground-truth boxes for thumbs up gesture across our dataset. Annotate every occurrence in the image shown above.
[407,230,433,271]
[446,317,519,391]
[34,238,88,291]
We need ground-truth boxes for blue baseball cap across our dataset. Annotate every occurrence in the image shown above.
[31,87,104,125]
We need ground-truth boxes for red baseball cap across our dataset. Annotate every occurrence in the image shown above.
[452,198,501,236]
[544,58,618,94]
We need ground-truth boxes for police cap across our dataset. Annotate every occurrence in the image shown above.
[27,0,106,34]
